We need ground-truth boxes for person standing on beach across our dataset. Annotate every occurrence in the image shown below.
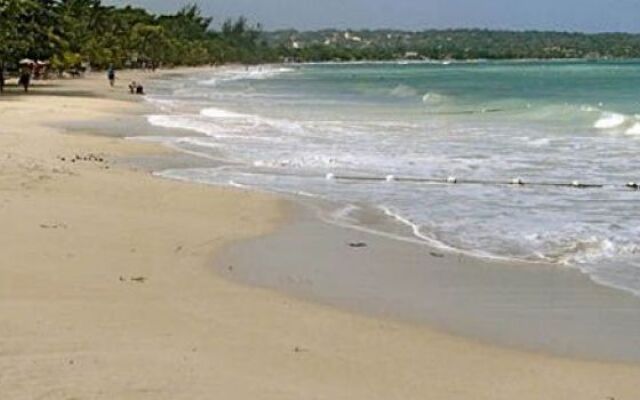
[107,65,116,87]
[19,67,31,92]
[0,67,4,93]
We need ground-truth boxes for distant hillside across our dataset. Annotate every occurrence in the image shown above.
[262,29,640,62]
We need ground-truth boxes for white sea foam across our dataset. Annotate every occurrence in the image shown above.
[200,105,306,136]
[594,112,627,129]
[200,107,248,119]
[330,204,361,223]
[421,92,447,105]
[525,137,551,147]
[380,206,453,250]
[145,96,179,112]
[147,114,207,132]
[253,154,340,169]
[580,104,600,113]
[377,206,521,262]
[389,84,418,97]
[228,180,251,189]
[147,114,237,138]
[625,122,640,135]
[200,66,295,86]
[175,137,223,149]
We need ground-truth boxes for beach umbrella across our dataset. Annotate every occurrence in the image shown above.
[19,59,35,65]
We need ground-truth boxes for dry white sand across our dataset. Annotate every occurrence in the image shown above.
[1,70,639,399]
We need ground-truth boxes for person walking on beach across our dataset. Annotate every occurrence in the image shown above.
[107,65,116,87]
[19,68,31,92]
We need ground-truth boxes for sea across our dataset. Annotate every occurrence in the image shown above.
[142,60,640,297]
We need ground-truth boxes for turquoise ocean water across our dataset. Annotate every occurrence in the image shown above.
[144,61,640,296]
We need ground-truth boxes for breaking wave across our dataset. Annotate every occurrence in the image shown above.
[200,66,295,86]
[594,112,628,129]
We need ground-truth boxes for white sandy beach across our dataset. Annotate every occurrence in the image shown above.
[1,70,640,399]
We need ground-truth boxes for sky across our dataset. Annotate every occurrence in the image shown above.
[104,0,640,33]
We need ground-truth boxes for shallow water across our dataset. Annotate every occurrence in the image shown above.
[143,61,640,296]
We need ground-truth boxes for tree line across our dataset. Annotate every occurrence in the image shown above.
[266,29,640,62]
[0,0,275,76]
[3,0,640,77]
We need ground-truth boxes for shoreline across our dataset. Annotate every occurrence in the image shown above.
[141,62,640,299]
[104,65,640,361]
[217,199,640,363]
[2,68,640,398]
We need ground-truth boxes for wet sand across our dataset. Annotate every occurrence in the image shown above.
[218,201,640,362]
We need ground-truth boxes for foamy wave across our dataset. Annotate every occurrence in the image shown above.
[147,114,208,133]
[200,66,295,86]
[594,112,627,129]
[200,107,248,119]
[253,154,338,169]
[383,206,640,292]
[580,104,600,113]
[389,84,418,98]
[625,122,640,135]
[145,96,178,112]
[422,92,447,105]
[175,137,223,149]
[378,206,522,262]
[524,227,640,270]
[526,137,551,147]
[228,180,252,189]
[147,114,239,138]
[330,204,361,223]
[380,206,454,250]
[201,106,306,136]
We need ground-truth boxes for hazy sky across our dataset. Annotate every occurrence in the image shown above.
[104,0,640,32]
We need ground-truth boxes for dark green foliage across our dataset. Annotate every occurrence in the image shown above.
[3,0,640,75]
[0,0,268,73]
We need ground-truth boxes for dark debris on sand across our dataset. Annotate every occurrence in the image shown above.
[57,153,108,167]
[119,276,148,283]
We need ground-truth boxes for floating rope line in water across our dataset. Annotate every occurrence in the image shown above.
[325,173,640,191]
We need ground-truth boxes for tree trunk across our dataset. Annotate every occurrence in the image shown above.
[0,61,4,93]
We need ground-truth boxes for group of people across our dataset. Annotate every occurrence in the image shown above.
[128,80,145,95]
[107,66,144,95]
[0,64,146,95]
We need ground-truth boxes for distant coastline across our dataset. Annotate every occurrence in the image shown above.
[267,29,640,62]
[3,0,640,82]
[287,57,640,65]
